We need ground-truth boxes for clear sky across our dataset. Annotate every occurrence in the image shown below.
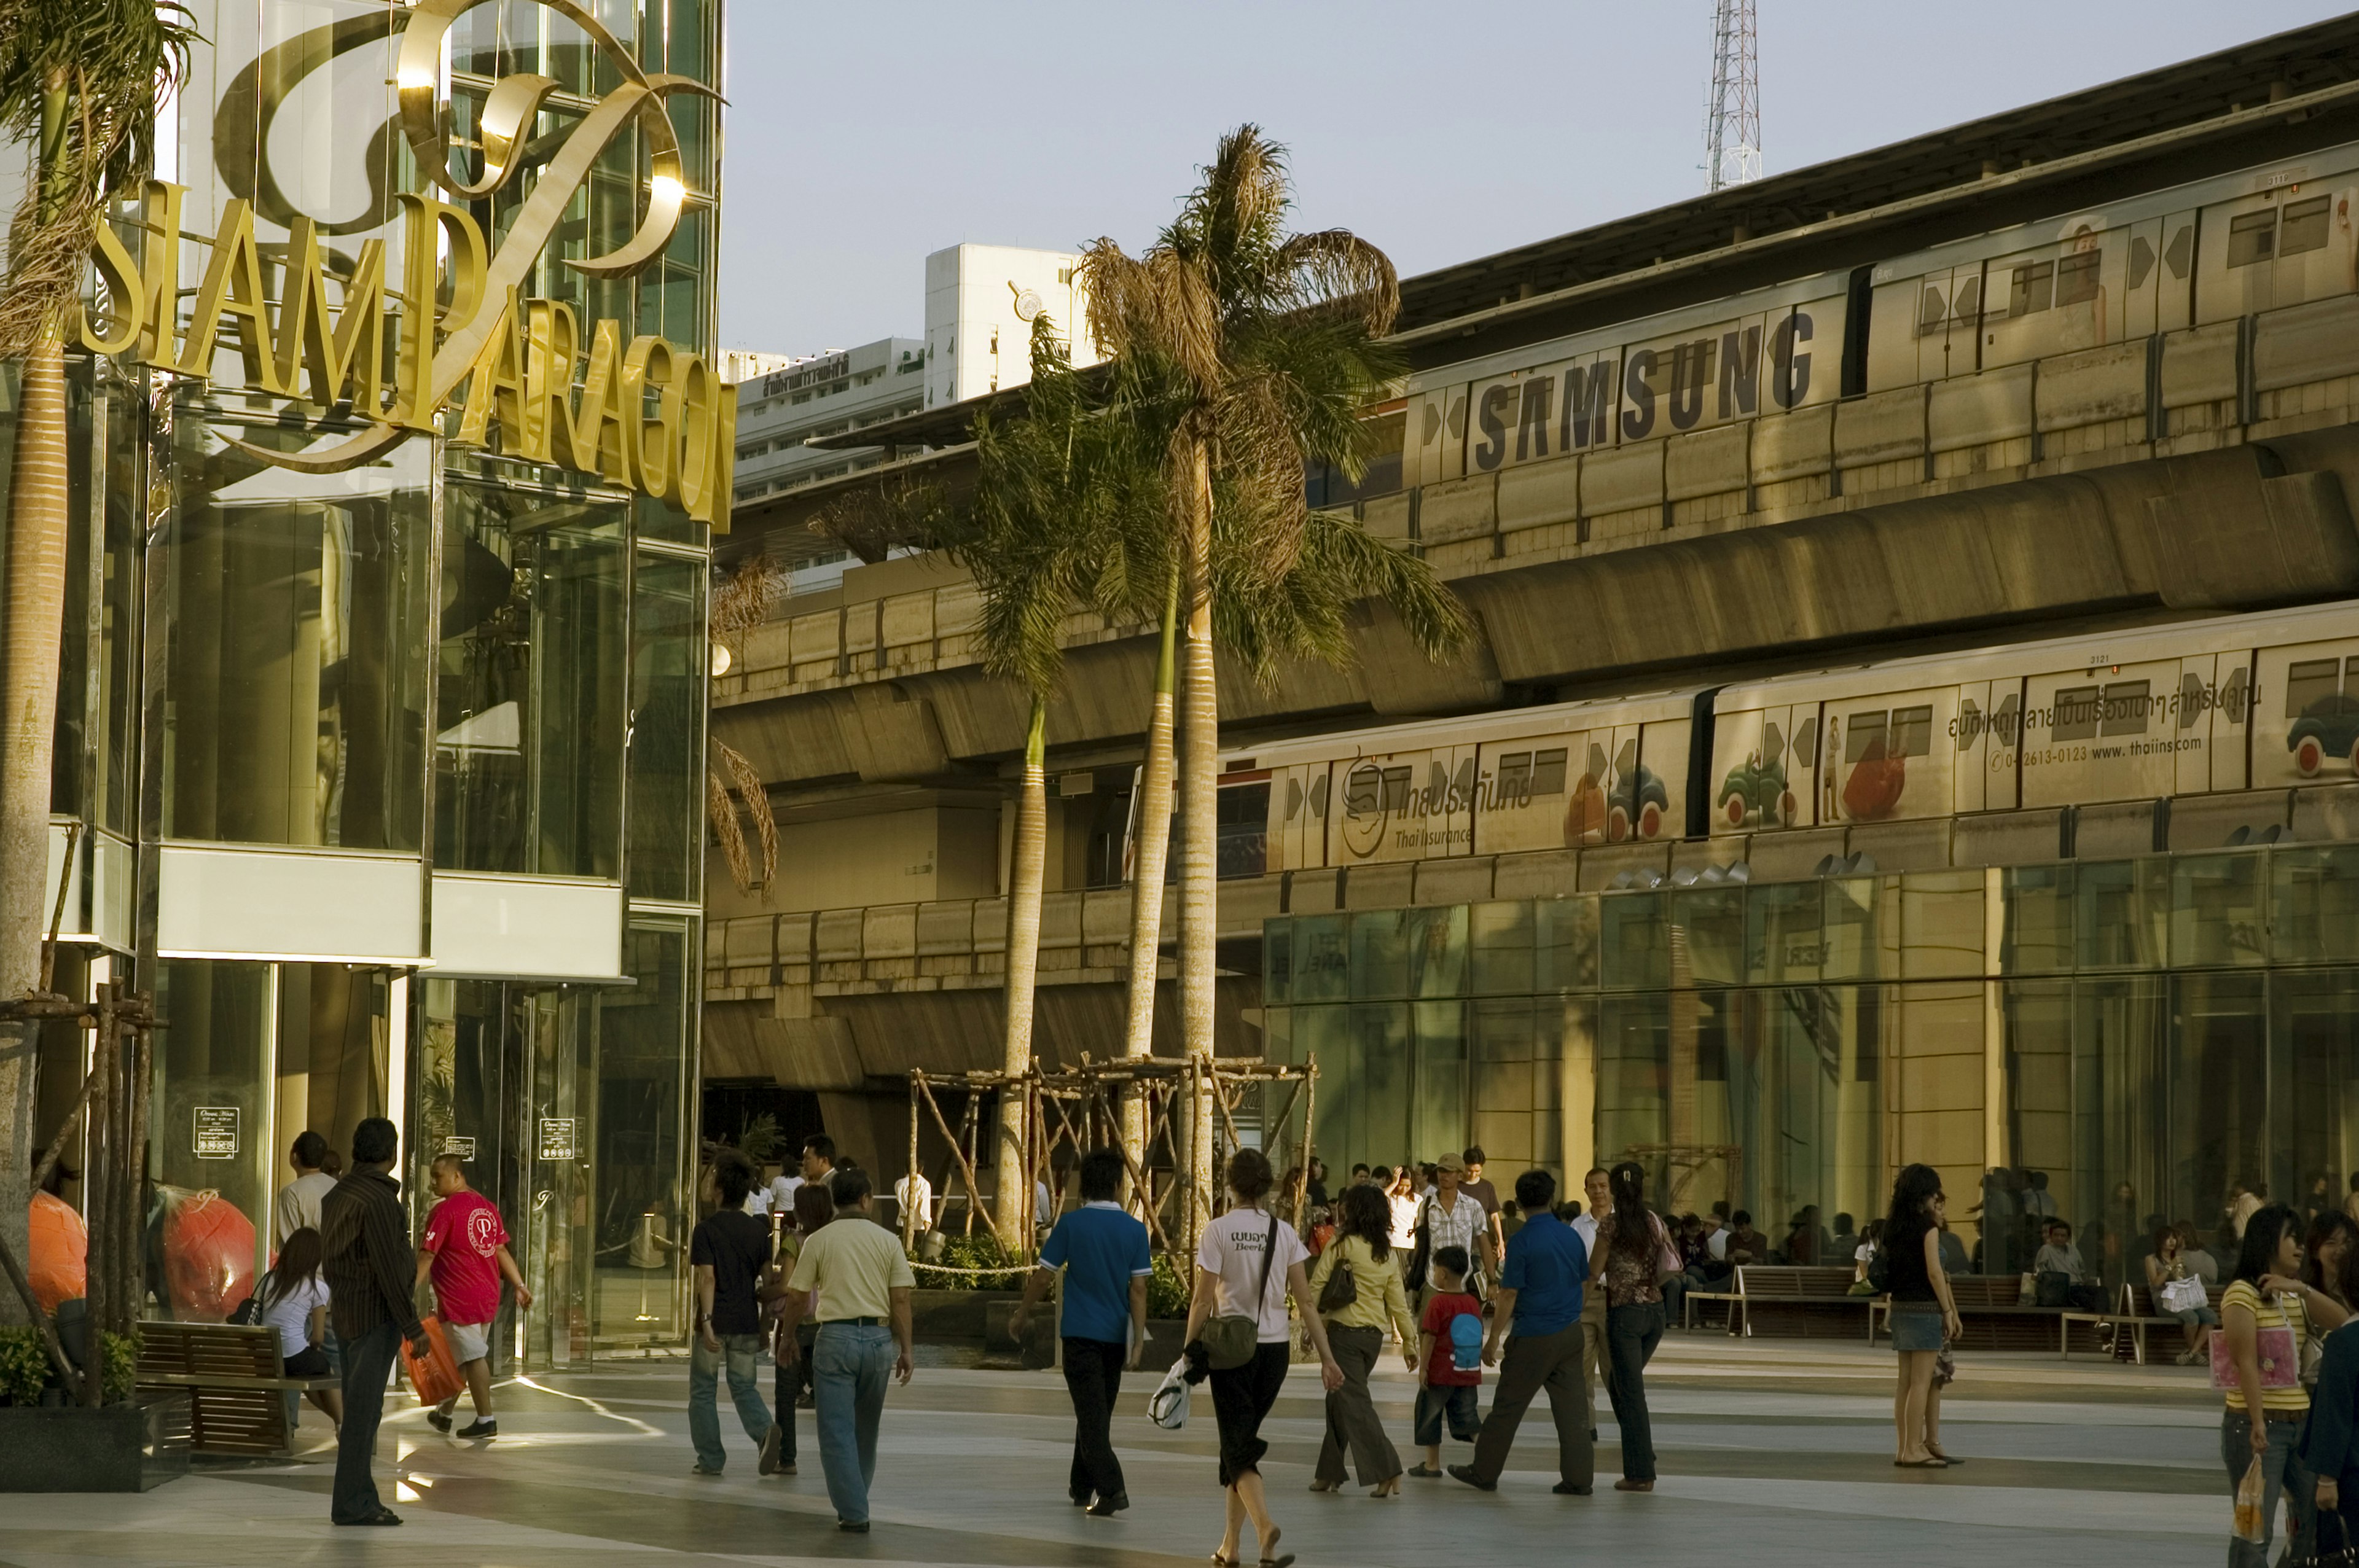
[715,1,2353,359]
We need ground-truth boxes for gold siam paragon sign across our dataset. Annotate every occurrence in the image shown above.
[78,0,738,529]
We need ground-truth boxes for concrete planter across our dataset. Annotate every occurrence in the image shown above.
[0,1393,190,1492]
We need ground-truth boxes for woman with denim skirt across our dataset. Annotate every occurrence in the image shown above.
[1884,1164,1963,1467]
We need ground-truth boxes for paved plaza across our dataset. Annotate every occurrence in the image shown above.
[0,1333,2229,1567]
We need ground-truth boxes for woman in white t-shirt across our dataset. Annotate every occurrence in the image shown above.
[1187,1149,1344,1568]
[258,1226,341,1429]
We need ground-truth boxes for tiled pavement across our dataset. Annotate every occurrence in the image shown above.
[0,1333,2230,1567]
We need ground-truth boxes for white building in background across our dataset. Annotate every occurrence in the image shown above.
[924,243,1100,407]
[729,244,1101,592]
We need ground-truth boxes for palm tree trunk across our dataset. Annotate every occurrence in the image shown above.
[0,82,75,1326]
[1178,440,1218,1247]
[993,695,1049,1250]
[1119,569,1178,1197]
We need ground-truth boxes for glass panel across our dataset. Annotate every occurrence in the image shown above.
[1468,901,1535,996]
[1729,985,1883,1263]
[523,987,597,1368]
[97,369,141,835]
[2274,972,2359,1254]
[160,408,431,849]
[2173,972,2268,1265]
[1902,870,1986,980]
[1535,895,1599,993]
[2171,852,2268,969]
[1672,988,1740,1218]
[1262,918,1293,1007]
[1471,998,1536,1169]
[2274,846,2359,965]
[1345,1004,1410,1171]
[1413,1001,1468,1166]
[627,554,704,902]
[1890,983,1984,1262]
[436,483,629,877]
[1300,1005,1353,1171]
[1600,891,1669,991]
[1291,915,1347,1004]
[1748,880,1822,985]
[2002,864,2075,975]
[1669,884,1745,986]
[150,960,275,1320]
[1538,995,1597,1173]
[1348,906,1466,1001]
[1595,993,1670,1185]
[2075,977,2172,1293]
[2075,858,2168,970]
[595,921,693,1351]
[2001,980,2073,1278]
[51,362,93,817]
[1822,878,1880,981]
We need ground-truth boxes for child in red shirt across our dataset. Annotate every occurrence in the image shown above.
[1409,1246,1485,1478]
[416,1153,531,1439]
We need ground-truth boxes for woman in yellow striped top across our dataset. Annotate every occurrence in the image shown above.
[2223,1203,2343,1568]
[1307,1184,1418,1497]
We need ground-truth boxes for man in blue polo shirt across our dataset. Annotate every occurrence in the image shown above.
[1012,1145,1151,1516]
[1451,1167,1594,1496]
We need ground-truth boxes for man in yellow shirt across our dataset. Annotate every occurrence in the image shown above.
[781,1168,916,1534]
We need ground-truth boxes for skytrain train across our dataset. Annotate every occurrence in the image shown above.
[1167,599,2359,880]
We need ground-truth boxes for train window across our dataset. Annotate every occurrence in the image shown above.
[2288,658,2340,714]
[1342,763,1381,816]
[1890,705,1934,757]
[2008,260,2054,318]
[2056,249,2101,308]
[1532,747,1567,794]
[1917,284,1947,335]
[2228,209,2277,269]
[1845,710,1888,763]
[2346,658,2359,701]
[2099,681,2151,737]
[1380,766,1412,813]
[2282,195,2333,258]
[1792,717,1820,767]
[1216,780,1270,879]
[2052,684,2101,741]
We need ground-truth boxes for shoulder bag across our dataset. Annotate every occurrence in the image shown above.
[1315,1237,1359,1316]
[2212,1289,2300,1394]
[1201,1212,1280,1370]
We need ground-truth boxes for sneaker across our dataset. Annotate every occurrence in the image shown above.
[759,1422,783,1475]
[837,1520,870,1533]
[773,1462,797,1476]
[456,1419,497,1440]
[1088,1494,1129,1516]
[426,1409,453,1434]
[692,1462,724,1476]
[1446,1464,1495,1492]
[1614,1478,1653,1492]
[1552,1482,1594,1496]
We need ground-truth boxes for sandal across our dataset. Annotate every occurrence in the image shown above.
[1211,1554,1241,1567]
[1926,1445,1962,1465]
[1259,1527,1295,1568]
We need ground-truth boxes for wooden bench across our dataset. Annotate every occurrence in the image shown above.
[1729,1266,1870,1339]
[135,1321,335,1457]
[2078,1282,2223,1365]
[1866,1276,2071,1351]
[1681,1281,1743,1333]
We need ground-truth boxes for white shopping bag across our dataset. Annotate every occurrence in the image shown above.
[1148,1357,1191,1430]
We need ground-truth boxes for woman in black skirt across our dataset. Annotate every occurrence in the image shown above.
[1186,1149,1344,1568]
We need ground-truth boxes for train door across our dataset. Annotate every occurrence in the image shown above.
[1864,265,1971,391]
[2196,187,2286,323]
[1630,718,1691,842]
[2019,658,2180,808]
[1269,761,1331,874]
[1710,704,1801,834]
[1329,744,1477,867]
[1470,733,1576,856]
[2168,653,2253,796]
[1822,687,1953,825]
[1406,383,1468,487]
[2270,182,2359,308]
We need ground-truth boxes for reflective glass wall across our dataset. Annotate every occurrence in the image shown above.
[1267,845,2359,1273]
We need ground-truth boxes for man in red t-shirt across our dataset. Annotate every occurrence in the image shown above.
[416,1154,531,1438]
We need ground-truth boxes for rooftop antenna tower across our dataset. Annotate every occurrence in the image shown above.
[1704,0,1762,192]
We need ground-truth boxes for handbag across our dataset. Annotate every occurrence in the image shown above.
[2212,1290,2300,1393]
[2157,1274,2206,1314]
[1316,1244,1359,1316]
[2292,1504,2359,1567]
[1200,1212,1280,1371]
[1653,1216,1682,1281]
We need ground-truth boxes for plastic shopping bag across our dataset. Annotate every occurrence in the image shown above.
[2234,1453,2267,1545]
[401,1316,467,1408]
[1148,1357,1190,1430]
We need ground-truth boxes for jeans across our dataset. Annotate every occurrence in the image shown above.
[689,1332,773,1471]
[1414,1382,1482,1446]
[1062,1337,1128,1503]
[331,1321,401,1524]
[813,1322,896,1525]
[2223,1409,2312,1568]
[1659,1273,1687,1325]
[772,1321,818,1464]
[1606,1302,1667,1481]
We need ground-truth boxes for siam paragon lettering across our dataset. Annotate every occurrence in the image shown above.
[76,0,737,529]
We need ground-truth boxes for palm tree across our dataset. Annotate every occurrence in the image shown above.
[947,318,1165,1247]
[707,554,786,894]
[0,0,194,1323]
[1080,126,1452,1238]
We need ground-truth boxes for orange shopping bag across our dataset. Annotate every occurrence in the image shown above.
[401,1316,466,1407]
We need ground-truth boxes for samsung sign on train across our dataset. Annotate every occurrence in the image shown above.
[1404,281,1847,486]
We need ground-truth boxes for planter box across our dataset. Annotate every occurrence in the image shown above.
[909,1288,1017,1344]
[0,1392,190,1492]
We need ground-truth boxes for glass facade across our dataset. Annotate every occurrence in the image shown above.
[21,0,721,1361]
[1267,846,2359,1276]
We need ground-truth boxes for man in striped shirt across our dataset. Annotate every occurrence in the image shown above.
[321,1116,428,1527]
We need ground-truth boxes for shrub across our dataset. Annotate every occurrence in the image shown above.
[1148,1252,1193,1319]
[913,1231,1025,1292]
[0,1328,46,1405]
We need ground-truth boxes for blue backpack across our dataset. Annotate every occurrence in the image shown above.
[1449,1305,1484,1372]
